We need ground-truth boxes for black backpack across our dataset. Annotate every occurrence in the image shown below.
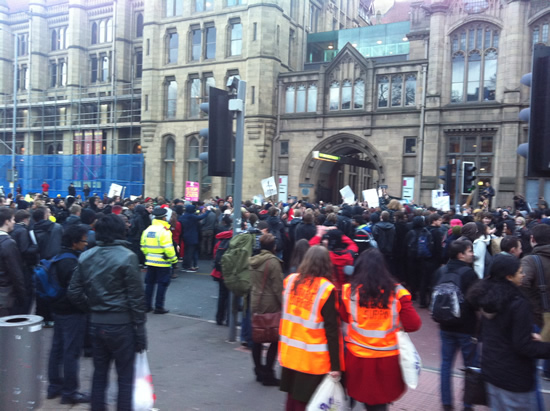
[408,228,434,259]
[430,266,470,326]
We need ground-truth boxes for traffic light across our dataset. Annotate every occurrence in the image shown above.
[462,162,476,194]
[518,44,550,177]
[199,86,233,177]
[439,163,452,192]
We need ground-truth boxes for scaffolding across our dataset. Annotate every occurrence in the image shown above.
[0,80,144,197]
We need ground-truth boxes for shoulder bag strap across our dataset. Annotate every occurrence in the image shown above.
[534,255,550,312]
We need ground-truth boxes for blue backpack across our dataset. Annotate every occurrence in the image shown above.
[35,253,78,302]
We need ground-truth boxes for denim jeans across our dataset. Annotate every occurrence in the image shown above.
[47,313,87,399]
[440,330,478,407]
[144,265,172,310]
[487,382,537,410]
[90,323,135,411]
[183,243,197,269]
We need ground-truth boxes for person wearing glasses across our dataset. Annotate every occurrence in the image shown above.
[47,224,91,405]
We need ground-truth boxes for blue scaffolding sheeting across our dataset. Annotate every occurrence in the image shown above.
[0,154,144,198]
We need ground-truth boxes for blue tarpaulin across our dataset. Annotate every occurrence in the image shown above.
[0,154,144,198]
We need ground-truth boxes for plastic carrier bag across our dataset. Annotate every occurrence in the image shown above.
[397,330,422,389]
[133,352,156,411]
[306,374,346,411]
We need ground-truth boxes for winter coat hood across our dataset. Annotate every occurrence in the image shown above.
[249,249,279,270]
[375,221,394,231]
[532,243,550,259]
[185,204,196,213]
[467,279,521,318]
[412,216,425,229]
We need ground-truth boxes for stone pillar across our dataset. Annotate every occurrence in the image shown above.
[67,0,89,89]
[28,0,48,92]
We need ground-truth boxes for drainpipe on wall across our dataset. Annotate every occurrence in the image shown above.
[414,64,428,204]
[272,79,283,178]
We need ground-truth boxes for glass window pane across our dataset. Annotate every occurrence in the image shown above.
[479,156,492,174]
[285,86,295,113]
[106,19,113,42]
[166,0,175,17]
[329,82,339,111]
[189,137,199,159]
[476,27,483,49]
[175,0,183,15]
[231,24,242,56]
[481,136,493,153]
[296,85,306,113]
[449,136,460,153]
[169,33,178,63]
[405,138,416,154]
[166,138,175,160]
[543,24,549,44]
[206,27,216,59]
[452,36,459,53]
[460,31,466,50]
[280,141,289,155]
[307,84,317,112]
[467,53,481,102]
[405,75,416,106]
[190,78,201,118]
[533,27,540,44]
[391,75,402,107]
[192,29,201,60]
[483,55,497,101]
[492,30,499,48]
[188,162,199,182]
[468,29,475,50]
[341,80,352,110]
[354,79,364,109]
[167,80,177,118]
[205,77,215,95]
[484,28,491,49]
[377,76,389,108]
[464,136,477,152]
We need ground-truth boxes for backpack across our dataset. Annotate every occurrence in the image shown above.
[221,233,255,297]
[408,228,434,259]
[430,266,470,326]
[214,237,231,271]
[34,252,78,303]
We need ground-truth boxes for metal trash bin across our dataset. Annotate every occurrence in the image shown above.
[0,315,44,410]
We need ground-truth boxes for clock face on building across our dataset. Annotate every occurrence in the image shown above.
[464,0,490,14]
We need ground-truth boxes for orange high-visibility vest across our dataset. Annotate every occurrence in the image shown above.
[278,273,342,375]
[342,283,409,358]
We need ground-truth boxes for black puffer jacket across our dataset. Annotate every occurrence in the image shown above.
[68,240,146,325]
[51,247,84,315]
[32,219,62,260]
[10,223,39,295]
[468,279,550,392]
[0,232,26,303]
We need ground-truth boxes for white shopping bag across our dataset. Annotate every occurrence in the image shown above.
[397,330,422,389]
[306,374,346,411]
[133,352,156,411]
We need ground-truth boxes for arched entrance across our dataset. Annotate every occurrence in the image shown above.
[298,134,385,203]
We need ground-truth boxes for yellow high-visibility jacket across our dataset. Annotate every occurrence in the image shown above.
[140,219,177,267]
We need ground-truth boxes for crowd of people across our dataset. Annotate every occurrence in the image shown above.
[1,185,550,410]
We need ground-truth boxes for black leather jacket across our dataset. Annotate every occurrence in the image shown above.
[0,232,26,303]
[68,240,146,325]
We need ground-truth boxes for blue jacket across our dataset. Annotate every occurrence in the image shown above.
[179,208,209,245]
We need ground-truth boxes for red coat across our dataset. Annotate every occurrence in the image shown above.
[309,234,358,290]
[210,230,233,280]
[172,221,184,258]
[339,294,421,404]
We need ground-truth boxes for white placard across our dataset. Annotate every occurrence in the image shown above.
[402,177,415,203]
[278,175,288,203]
[253,195,264,205]
[339,185,355,204]
[261,176,277,198]
[432,190,451,211]
[108,183,123,198]
[362,189,380,208]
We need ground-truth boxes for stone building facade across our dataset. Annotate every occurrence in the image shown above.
[276,0,550,207]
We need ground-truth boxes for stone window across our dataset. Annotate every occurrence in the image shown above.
[135,49,143,78]
[136,13,144,38]
[51,27,67,51]
[190,26,201,61]
[205,25,217,59]
[92,19,112,45]
[188,75,215,119]
[187,135,210,191]
[450,23,499,103]
[227,0,244,6]
[377,74,416,108]
[196,0,213,12]
[100,54,110,82]
[18,65,28,91]
[18,33,28,56]
[165,77,178,119]
[164,136,176,200]
[90,56,98,83]
[447,134,494,176]
[532,20,550,46]
[331,79,368,111]
[285,83,317,113]
[166,0,183,17]
[404,137,417,155]
[229,21,243,56]
[167,30,179,64]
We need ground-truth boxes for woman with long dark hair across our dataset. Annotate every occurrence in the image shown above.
[467,254,550,410]
[279,245,343,411]
[288,238,310,274]
[341,248,421,411]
